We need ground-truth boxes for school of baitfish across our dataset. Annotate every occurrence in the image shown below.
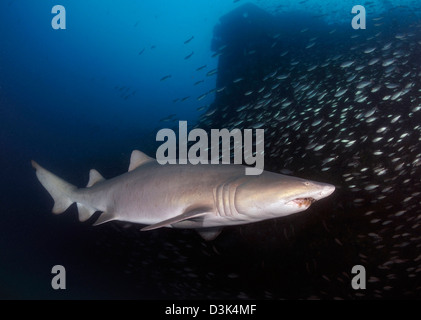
[192,9,421,299]
[118,5,421,299]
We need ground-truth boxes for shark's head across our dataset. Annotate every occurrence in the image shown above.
[235,172,335,220]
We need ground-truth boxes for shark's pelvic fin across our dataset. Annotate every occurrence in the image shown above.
[87,169,105,187]
[93,212,116,226]
[31,160,77,214]
[128,150,154,172]
[141,206,212,231]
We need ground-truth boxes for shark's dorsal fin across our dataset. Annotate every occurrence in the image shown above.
[197,228,223,241]
[141,206,212,231]
[129,150,154,172]
[87,169,105,187]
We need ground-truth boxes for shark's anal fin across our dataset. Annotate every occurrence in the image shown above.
[197,228,223,241]
[77,203,97,222]
[141,206,212,231]
[128,150,154,172]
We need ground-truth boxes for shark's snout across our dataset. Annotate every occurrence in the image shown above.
[286,182,335,209]
[319,184,335,198]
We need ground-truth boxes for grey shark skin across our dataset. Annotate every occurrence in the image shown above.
[32,150,335,240]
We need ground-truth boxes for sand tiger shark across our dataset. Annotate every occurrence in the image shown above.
[32,150,335,240]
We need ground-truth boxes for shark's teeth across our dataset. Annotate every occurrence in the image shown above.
[290,198,316,208]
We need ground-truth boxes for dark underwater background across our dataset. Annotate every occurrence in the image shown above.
[1,0,421,299]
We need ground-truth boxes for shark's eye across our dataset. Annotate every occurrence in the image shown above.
[304,181,310,186]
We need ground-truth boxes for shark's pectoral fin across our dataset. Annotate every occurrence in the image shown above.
[141,206,212,231]
[197,228,223,241]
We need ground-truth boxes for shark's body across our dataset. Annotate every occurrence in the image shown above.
[32,150,335,240]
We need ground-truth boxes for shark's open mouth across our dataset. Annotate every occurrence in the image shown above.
[291,197,316,208]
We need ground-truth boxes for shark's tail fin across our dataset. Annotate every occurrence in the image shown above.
[31,160,77,214]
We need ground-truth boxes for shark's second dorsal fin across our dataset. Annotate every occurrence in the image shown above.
[87,169,105,187]
[129,150,154,172]
[141,206,212,231]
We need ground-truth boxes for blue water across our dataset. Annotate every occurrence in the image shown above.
[1,0,421,299]
[0,0,241,299]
